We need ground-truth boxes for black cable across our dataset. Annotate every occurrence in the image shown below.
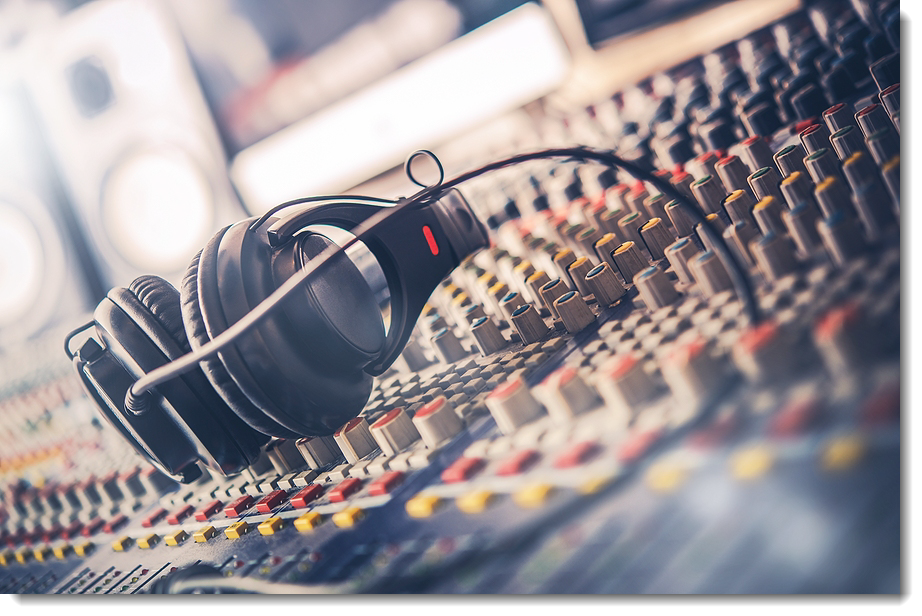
[130,146,760,398]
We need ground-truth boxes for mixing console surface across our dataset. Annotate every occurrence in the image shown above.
[0,0,901,595]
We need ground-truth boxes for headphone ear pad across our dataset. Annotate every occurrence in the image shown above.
[180,242,295,437]
[128,275,192,352]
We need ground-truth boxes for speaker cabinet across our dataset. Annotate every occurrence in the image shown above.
[21,0,244,288]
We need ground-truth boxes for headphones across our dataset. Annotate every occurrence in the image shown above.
[66,173,489,482]
[64,145,758,483]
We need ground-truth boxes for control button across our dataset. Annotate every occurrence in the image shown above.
[294,512,324,532]
[716,155,752,195]
[192,526,217,543]
[441,457,485,484]
[855,103,890,139]
[500,291,527,320]
[255,489,288,513]
[329,478,363,503]
[554,441,600,468]
[613,241,648,283]
[513,483,554,508]
[553,248,579,290]
[594,232,622,272]
[645,461,688,493]
[103,514,128,534]
[691,175,725,214]
[14,548,32,564]
[817,211,866,267]
[773,143,809,178]
[823,102,855,133]
[666,199,695,237]
[74,541,95,557]
[752,232,799,282]
[770,396,822,438]
[368,471,405,496]
[731,445,774,480]
[33,546,51,562]
[296,436,341,470]
[640,218,674,261]
[0,550,12,567]
[431,327,468,364]
[753,196,785,236]
[661,339,723,412]
[585,262,626,306]
[138,533,159,549]
[370,408,421,457]
[733,321,793,383]
[412,395,463,449]
[779,170,815,211]
[257,517,284,536]
[748,167,783,204]
[595,355,657,424]
[112,536,135,552]
[496,449,540,476]
[664,237,700,285]
[690,251,732,297]
[554,291,595,334]
[535,366,599,423]
[800,123,831,155]
[52,544,72,560]
[741,135,775,172]
[471,316,507,356]
[224,494,255,518]
[485,376,545,435]
[225,520,250,540]
[725,220,757,268]
[540,278,569,320]
[510,303,550,345]
[830,125,866,162]
[164,530,188,547]
[405,494,443,518]
[456,490,496,514]
[194,499,223,522]
[334,417,379,464]
[805,148,843,186]
[332,507,365,528]
[822,435,866,471]
[814,302,869,375]
[525,271,553,312]
[141,508,167,528]
[634,266,679,310]
[166,504,195,525]
[290,484,325,509]
[567,256,596,297]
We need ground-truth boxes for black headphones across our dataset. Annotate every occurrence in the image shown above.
[66,177,489,482]
[64,145,759,483]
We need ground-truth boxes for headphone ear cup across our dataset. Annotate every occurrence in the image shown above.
[180,231,298,437]
[107,274,268,473]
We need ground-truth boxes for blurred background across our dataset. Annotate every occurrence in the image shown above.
[0,0,798,351]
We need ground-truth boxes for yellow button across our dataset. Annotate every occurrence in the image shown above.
[138,534,160,549]
[53,544,73,560]
[74,541,95,557]
[165,530,189,547]
[731,445,774,480]
[225,520,250,539]
[257,517,284,536]
[193,526,217,543]
[112,536,135,552]
[15,549,32,564]
[514,483,554,508]
[332,506,365,528]
[822,435,866,471]
[0,550,13,566]
[294,512,324,532]
[580,474,615,495]
[406,494,443,518]
[456,490,495,514]
[33,546,51,562]
[646,462,688,493]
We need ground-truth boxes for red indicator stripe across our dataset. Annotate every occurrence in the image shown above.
[422,225,439,256]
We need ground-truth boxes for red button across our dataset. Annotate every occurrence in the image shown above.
[61,520,83,540]
[290,484,325,509]
[81,517,104,537]
[861,383,899,426]
[141,508,168,528]
[255,490,289,513]
[554,441,599,468]
[771,398,822,438]
[496,450,540,476]
[616,430,662,464]
[224,495,255,518]
[441,457,485,483]
[329,478,363,503]
[369,471,405,496]
[690,412,740,448]
[167,504,195,525]
[194,499,223,522]
[103,515,128,534]
[42,524,63,543]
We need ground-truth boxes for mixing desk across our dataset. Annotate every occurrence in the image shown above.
[0,0,900,594]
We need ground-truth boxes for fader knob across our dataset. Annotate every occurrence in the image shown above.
[370,408,421,457]
[534,366,600,424]
[485,377,545,435]
[412,396,463,449]
[296,436,341,469]
[333,418,378,464]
